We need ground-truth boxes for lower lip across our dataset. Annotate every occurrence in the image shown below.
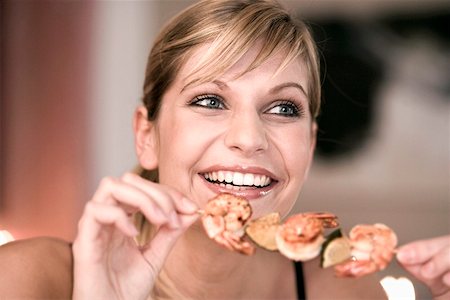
[199,175,277,200]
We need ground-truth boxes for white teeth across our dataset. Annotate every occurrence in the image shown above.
[203,171,272,187]
[232,173,244,186]
[218,171,225,182]
[225,172,233,183]
[243,173,254,186]
[254,175,261,186]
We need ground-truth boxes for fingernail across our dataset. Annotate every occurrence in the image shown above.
[397,248,414,263]
[182,197,198,213]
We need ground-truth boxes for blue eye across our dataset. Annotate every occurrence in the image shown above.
[267,101,301,117]
[191,94,225,109]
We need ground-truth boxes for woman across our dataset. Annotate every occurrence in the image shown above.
[0,1,448,299]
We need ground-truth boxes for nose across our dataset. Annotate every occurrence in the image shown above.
[224,110,268,156]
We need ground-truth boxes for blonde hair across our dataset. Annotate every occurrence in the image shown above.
[143,0,321,121]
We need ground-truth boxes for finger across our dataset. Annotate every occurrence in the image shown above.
[444,272,450,287]
[420,246,450,280]
[120,173,178,216]
[140,214,198,277]
[80,202,139,241]
[91,176,145,215]
[93,176,177,228]
[74,202,139,264]
[119,174,181,228]
[92,177,124,204]
[122,172,198,215]
[400,263,423,281]
[397,236,450,265]
[399,262,449,297]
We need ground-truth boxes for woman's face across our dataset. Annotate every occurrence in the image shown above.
[139,44,316,218]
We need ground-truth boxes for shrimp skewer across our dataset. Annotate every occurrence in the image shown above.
[201,193,255,255]
[200,194,398,278]
[275,212,339,261]
[334,223,398,277]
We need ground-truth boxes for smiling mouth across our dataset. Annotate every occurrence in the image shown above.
[201,171,274,190]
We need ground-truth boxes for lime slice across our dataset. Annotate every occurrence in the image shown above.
[321,229,352,268]
[245,212,281,251]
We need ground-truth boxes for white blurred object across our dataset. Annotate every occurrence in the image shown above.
[0,230,15,246]
[381,276,416,300]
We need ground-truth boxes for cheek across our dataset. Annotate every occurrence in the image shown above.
[288,138,313,174]
[156,113,216,183]
[277,129,314,208]
[274,125,314,175]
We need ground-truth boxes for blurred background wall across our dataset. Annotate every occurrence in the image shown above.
[1,0,449,298]
[1,0,94,239]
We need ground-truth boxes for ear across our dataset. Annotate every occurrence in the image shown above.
[133,106,159,170]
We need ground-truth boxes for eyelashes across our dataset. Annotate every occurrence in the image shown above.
[266,100,304,118]
[188,94,305,118]
[189,94,226,110]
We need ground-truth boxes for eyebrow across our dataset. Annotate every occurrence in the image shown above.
[181,80,307,96]
[269,82,307,97]
[181,79,227,93]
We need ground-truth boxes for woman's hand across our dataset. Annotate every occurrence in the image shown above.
[396,235,450,300]
[72,172,198,300]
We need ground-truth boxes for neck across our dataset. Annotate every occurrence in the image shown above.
[155,221,296,299]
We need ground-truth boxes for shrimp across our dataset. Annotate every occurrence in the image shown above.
[276,212,339,261]
[334,223,398,277]
[201,193,255,255]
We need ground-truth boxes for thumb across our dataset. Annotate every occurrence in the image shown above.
[140,213,198,277]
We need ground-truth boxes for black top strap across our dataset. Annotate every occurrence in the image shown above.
[294,261,306,300]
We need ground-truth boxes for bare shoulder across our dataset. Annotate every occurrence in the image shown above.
[0,237,73,299]
[303,258,387,299]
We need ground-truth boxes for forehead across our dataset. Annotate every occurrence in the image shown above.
[178,42,309,92]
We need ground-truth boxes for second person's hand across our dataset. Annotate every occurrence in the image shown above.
[397,235,450,300]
